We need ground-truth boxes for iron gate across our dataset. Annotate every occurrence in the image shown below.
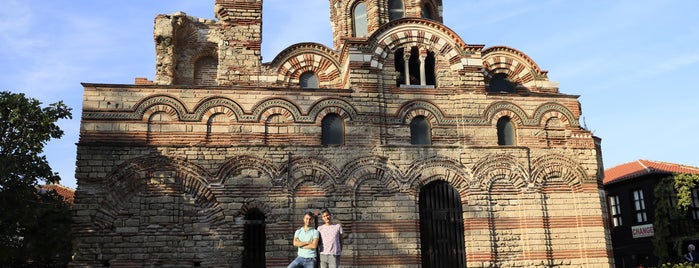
[419,180,466,268]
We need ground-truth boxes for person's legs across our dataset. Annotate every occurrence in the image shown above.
[300,257,316,268]
[287,256,303,268]
[319,254,329,268]
[326,255,339,268]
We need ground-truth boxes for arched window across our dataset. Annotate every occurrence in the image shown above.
[497,116,516,145]
[489,73,516,93]
[352,2,368,37]
[422,3,434,19]
[322,113,344,145]
[410,116,431,145]
[394,46,436,86]
[389,0,405,21]
[300,71,318,88]
[242,208,265,268]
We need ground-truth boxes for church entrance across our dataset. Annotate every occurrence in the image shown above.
[419,180,466,267]
[242,208,265,268]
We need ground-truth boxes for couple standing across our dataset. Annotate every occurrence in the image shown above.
[288,209,343,268]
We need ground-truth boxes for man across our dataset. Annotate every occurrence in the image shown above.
[317,209,343,268]
[287,212,319,268]
[686,244,696,263]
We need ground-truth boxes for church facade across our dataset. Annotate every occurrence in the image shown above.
[71,0,613,267]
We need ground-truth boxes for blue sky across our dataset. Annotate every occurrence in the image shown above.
[2,0,698,189]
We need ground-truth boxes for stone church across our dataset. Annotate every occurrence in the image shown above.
[72,0,613,267]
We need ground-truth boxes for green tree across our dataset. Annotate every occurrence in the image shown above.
[654,174,699,264]
[0,91,73,266]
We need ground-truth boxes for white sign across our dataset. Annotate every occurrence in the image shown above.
[632,224,654,238]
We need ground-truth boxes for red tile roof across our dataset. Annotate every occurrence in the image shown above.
[603,160,699,185]
[38,184,75,205]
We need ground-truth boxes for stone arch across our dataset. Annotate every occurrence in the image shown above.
[93,155,218,228]
[190,48,218,66]
[472,153,529,191]
[353,173,402,196]
[482,46,548,87]
[146,107,177,124]
[270,43,342,88]
[258,106,296,125]
[341,155,403,193]
[397,100,446,125]
[338,0,370,37]
[236,200,274,221]
[369,19,471,73]
[200,106,239,124]
[420,0,442,21]
[192,96,245,122]
[531,154,589,189]
[136,95,188,121]
[249,97,303,123]
[216,155,281,186]
[308,98,358,123]
[533,102,580,127]
[284,156,341,194]
[483,101,529,126]
[405,156,472,197]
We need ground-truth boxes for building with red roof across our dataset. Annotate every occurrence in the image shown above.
[38,183,76,206]
[603,160,699,267]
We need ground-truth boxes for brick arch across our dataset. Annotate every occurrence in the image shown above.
[284,156,341,194]
[145,105,179,122]
[308,98,358,123]
[397,100,446,125]
[258,106,296,124]
[336,0,366,37]
[369,19,472,72]
[482,46,549,86]
[249,97,303,123]
[341,155,403,193]
[483,101,529,126]
[405,156,472,197]
[420,0,442,20]
[236,200,273,221]
[190,47,218,65]
[200,107,238,125]
[135,95,188,121]
[173,16,200,49]
[530,154,588,190]
[270,42,341,88]
[533,102,580,127]
[192,97,245,122]
[353,173,402,196]
[472,153,529,192]
[93,155,218,228]
[216,155,280,186]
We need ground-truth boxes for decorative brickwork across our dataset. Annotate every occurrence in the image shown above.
[72,1,612,267]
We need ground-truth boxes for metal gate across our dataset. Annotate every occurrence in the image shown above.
[419,180,466,268]
[242,208,266,268]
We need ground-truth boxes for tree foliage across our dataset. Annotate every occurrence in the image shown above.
[653,174,699,264]
[675,174,699,213]
[0,91,73,266]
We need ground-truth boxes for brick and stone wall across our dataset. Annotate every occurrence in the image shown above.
[71,0,613,267]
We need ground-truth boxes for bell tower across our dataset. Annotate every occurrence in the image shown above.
[328,0,443,50]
